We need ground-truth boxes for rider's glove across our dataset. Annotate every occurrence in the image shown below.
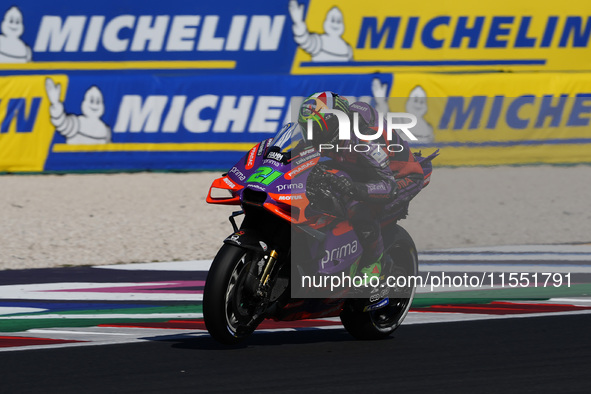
[328,174,355,197]
[306,166,333,208]
[327,173,369,201]
[307,181,332,204]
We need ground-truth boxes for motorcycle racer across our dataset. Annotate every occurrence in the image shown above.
[298,91,424,285]
[204,92,434,343]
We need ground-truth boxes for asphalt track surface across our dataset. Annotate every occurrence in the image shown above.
[2,245,591,393]
[1,314,590,393]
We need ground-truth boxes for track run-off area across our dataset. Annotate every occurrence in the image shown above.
[1,244,590,393]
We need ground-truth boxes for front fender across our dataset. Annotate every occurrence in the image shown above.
[223,229,269,254]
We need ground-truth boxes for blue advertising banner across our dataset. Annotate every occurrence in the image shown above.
[3,0,591,75]
[0,0,304,75]
[2,0,590,172]
[0,73,391,172]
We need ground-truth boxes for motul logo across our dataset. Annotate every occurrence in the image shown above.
[278,194,303,201]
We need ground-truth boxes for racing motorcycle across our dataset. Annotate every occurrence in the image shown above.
[204,122,436,344]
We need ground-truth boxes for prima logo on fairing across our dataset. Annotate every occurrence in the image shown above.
[230,166,246,181]
[277,183,303,192]
[321,240,359,269]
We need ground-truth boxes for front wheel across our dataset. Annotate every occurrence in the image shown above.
[203,244,265,345]
[340,225,418,340]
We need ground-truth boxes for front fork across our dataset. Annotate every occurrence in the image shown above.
[227,210,281,304]
[259,250,279,289]
[246,249,280,326]
[228,209,280,286]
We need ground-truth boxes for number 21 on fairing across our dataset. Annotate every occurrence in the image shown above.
[246,166,283,185]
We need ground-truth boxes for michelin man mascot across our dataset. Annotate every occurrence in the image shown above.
[0,7,32,63]
[288,0,352,62]
[405,86,434,143]
[45,78,111,144]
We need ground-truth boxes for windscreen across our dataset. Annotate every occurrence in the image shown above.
[269,122,307,154]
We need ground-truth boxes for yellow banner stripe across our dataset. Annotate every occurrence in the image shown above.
[0,61,236,71]
[52,143,257,153]
[433,144,591,166]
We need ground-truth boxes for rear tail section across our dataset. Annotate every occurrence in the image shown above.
[415,149,439,188]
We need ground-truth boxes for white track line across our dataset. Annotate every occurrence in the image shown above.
[94,260,213,271]
[419,263,591,273]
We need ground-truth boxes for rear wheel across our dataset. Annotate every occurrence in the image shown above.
[340,225,418,340]
[203,244,265,345]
